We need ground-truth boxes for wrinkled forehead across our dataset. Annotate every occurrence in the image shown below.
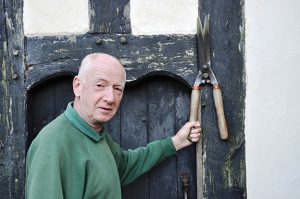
[80,55,126,85]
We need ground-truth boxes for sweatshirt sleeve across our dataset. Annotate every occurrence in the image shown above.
[105,134,176,186]
[25,135,64,199]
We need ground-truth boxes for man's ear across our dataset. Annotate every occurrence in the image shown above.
[73,76,81,97]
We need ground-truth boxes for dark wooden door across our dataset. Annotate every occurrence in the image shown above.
[26,76,75,148]
[26,75,197,198]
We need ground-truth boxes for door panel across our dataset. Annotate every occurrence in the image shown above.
[26,76,75,149]
[117,76,196,198]
[26,75,195,198]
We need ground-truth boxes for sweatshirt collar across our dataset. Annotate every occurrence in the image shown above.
[64,102,105,142]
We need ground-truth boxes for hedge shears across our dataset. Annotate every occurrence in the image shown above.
[189,15,229,140]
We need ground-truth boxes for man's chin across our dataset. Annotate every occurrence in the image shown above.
[95,115,113,123]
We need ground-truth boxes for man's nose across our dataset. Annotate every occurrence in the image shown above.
[103,86,115,103]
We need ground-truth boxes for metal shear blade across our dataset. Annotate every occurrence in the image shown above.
[196,15,218,86]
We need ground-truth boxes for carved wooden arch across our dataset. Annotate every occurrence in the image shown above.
[25,67,194,142]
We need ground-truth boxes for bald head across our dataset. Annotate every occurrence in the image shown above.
[78,53,126,83]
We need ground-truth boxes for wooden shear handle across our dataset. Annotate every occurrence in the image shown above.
[189,86,203,199]
[189,86,201,122]
[213,84,228,140]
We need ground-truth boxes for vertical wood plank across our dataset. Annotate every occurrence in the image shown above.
[120,83,149,199]
[54,76,74,115]
[89,0,131,34]
[175,82,198,199]
[27,76,74,148]
[107,109,121,143]
[0,0,10,197]
[148,77,177,199]
[0,0,25,198]
[27,80,55,148]
[27,76,75,149]
[199,0,246,198]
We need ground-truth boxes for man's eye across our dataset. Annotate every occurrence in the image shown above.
[114,87,123,93]
[95,84,105,90]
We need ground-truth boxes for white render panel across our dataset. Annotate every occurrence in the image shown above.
[23,0,89,36]
[130,0,198,35]
[245,0,300,198]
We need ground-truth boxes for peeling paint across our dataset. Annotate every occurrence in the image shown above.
[67,35,77,43]
[53,48,69,54]
[123,2,130,20]
[5,14,14,31]
[1,59,10,128]
[185,49,195,57]
[176,67,194,77]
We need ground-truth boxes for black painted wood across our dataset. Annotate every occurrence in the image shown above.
[0,0,26,198]
[0,0,9,196]
[175,82,197,199]
[117,76,197,198]
[148,78,177,198]
[120,83,149,198]
[26,76,75,148]
[199,0,246,198]
[25,34,197,90]
[89,0,131,33]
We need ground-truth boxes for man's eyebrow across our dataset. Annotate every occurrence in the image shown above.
[93,78,125,87]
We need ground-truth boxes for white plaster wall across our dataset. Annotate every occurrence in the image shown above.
[24,0,198,36]
[23,0,89,36]
[245,0,300,198]
[130,0,198,35]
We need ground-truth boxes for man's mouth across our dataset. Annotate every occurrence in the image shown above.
[99,107,112,112]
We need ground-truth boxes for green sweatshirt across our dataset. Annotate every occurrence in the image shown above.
[25,102,176,199]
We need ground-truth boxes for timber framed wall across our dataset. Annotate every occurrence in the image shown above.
[0,0,246,198]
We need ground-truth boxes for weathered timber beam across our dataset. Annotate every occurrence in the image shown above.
[199,0,246,198]
[0,0,26,198]
[25,34,198,90]
[89,0,131,34]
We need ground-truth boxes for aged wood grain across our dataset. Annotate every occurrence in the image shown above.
[25,34,198,90]
[175,82,198,199]
[0,0,26,198]
[26,76,74,148]
[200,0,246,198]
[89,0,131,34]
[148,78,177,198]
[120,83,149,198]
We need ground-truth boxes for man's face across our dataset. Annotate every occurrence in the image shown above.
[75,58,125,127]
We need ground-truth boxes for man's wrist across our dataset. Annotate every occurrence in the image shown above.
[171,135,185,151]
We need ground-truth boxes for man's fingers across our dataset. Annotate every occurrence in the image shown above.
[188,126,201,143]
[186,121,200,129]
[189,132,201,139]
[190,126,201,134]
[187,135,200,142]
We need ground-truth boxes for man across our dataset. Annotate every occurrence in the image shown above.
[25,53,201,199]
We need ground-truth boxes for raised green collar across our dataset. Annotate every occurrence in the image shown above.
[64,102,105,142]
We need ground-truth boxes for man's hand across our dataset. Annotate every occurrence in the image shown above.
[171,121,201,151]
